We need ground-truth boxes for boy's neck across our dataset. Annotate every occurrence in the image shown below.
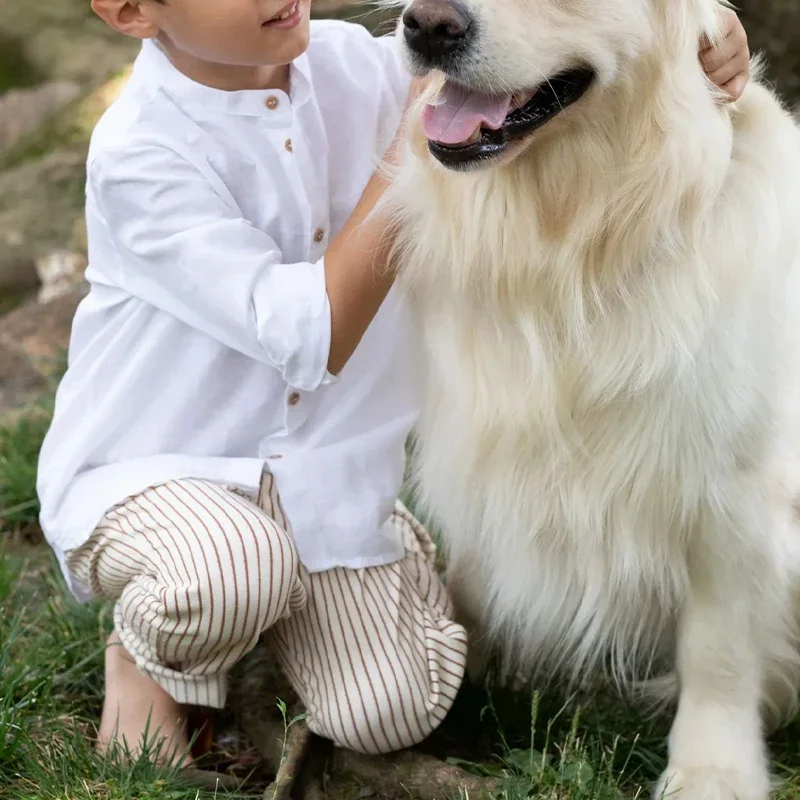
[156,36,291,94]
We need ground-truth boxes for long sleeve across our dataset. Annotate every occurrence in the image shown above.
[91,139,332,392]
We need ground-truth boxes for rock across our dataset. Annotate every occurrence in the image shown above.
[0,81,81,153]
[0,254,40,307]
[2,0,138,93]
[0,66,137,316]
[36,250,87,304]
[0,289,84,415]
[0,289,85,372]
[0,341,50,415]
[0,148,87,308]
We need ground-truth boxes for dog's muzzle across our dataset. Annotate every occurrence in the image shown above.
[402,0,475,70]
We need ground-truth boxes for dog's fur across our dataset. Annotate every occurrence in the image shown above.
[387,0,800,796]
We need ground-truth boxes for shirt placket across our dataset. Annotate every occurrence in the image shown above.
[291,101,331,262]
[261,92,324,439]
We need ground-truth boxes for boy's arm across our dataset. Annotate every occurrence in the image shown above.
[93,136,410,388]
[324,167,395,376]
[95,72,420,385]
[324,72,424,375]
[93,143,334,391]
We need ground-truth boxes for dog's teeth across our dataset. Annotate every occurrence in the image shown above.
[512,90,536,109]
[467,128,482,144]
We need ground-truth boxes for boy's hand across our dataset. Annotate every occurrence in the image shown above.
[700,8,750,102]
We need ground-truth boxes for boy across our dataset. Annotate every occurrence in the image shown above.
[37,0,751,764]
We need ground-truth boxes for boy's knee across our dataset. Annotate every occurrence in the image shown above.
[199,514,300,626]
[130,510,300,654]
[315,675,455,755]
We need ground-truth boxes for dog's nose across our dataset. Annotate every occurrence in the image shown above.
[402,0,473,62]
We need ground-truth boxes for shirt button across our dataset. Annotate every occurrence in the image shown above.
[313,228,325,244]
[265,95,279,110]
[284,138,293,153]
[288,391,301,406]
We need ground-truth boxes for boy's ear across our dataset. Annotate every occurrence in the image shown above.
[91,0,160,39]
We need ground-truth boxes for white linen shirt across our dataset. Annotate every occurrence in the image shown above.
[36,21,418,597]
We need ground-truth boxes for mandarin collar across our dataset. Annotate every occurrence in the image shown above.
[135,37,313,118]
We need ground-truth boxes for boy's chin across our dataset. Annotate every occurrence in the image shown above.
[260,25,311,64]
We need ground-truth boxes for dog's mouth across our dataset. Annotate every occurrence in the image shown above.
[422,67,596,171]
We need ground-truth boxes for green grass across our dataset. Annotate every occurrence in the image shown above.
[0,350,66,536]
[0,530,643,800]
[418,670,664,800]
[0,546,249,799]
[1,401,799,799]
[0,402,53,534]
[0,394,249,798]
[0,541,652,800]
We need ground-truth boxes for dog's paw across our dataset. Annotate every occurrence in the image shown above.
[654,764,770,800]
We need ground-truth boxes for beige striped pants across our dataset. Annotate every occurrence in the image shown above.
[66,475,468,754]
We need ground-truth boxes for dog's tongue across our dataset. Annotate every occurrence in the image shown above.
[422,82,512,145]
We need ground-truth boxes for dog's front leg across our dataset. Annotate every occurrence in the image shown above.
[656,544,770,800]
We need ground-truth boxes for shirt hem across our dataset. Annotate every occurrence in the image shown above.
[41,455,267,554]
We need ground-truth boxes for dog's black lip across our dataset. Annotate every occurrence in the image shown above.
[427,67,596,170]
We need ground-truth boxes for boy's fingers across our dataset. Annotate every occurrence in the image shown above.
[716,6,745,45]
[707,48,749,90]
[700,35,736,74]
[699,9,748,73]
[723,72,748,103]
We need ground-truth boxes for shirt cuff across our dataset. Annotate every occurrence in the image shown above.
[252,255,332,391]
[320,369,340,387]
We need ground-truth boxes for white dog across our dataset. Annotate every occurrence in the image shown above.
[386,0,800,797]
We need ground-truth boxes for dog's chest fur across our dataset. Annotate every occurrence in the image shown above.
[409,272,763,680]
[393,85,800,683]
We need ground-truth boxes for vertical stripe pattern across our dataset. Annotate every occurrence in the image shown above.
[270,502,468,754]
[66,476,467,753]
